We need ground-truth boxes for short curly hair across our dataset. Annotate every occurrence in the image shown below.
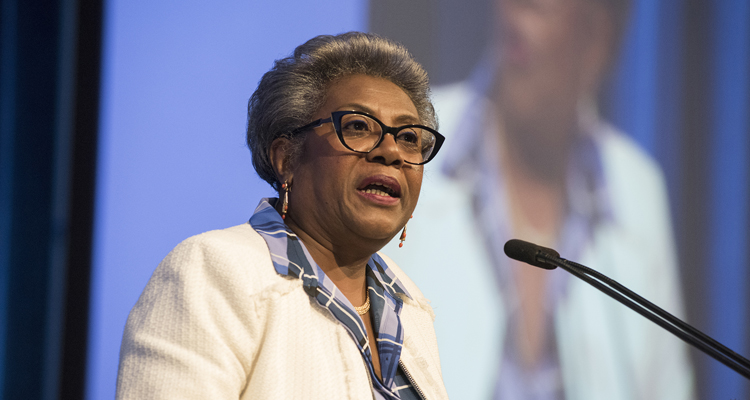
[246,32,437,191]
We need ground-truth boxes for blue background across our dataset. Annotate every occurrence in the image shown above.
[88,0,749,398]
[0,0,746,398]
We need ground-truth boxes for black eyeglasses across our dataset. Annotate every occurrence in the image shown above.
[290,110,445,165]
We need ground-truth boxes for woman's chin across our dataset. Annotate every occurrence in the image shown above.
[347,218,402,245]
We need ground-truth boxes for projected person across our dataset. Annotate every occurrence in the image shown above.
[116,32,449,399]
[385,0,695,398]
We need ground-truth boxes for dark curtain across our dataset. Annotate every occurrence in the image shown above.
[0,0,102,398]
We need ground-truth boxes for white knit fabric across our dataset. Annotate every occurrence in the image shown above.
[116,223,449,399]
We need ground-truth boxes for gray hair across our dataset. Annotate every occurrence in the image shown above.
[246,32,437,191]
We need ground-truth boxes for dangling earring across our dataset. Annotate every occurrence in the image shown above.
[399,215,413,248]
[281,180,291,220]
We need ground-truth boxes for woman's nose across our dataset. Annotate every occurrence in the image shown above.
[366,133,403,166]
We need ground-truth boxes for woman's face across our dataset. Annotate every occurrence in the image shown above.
[287,74,423,250]
[494,0,609,144]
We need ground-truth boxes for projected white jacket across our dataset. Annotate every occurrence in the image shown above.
[382,81,695,400]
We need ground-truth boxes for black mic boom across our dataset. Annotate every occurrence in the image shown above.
[503,239,750,380]
[503,239,559,270]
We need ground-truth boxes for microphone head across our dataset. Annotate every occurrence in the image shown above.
[503,239,560,270]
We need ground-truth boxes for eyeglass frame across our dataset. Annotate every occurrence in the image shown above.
[289,110,445,165]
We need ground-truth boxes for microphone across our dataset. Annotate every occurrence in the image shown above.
[503,239,750,379]
[503,239,560,270]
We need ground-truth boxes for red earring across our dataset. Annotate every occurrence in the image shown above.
[399,215,413,248]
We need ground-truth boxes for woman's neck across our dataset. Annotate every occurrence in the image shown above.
[283,212,371,305]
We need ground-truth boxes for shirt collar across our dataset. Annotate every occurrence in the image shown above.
[438,58,615,304]
[248,198,412,395]
[440,56,614,233]
[248,198,411,300]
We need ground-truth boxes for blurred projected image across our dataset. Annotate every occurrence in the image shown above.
[385,0,695,398]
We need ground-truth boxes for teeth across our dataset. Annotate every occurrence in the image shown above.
[364,188,391,196]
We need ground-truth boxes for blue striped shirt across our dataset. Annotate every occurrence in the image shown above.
[249,198,421,400]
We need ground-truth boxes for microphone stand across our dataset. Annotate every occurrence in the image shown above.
[535,251,750,380]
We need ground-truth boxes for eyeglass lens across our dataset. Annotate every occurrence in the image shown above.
[338,113,436,164]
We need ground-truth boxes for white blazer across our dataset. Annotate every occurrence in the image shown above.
[117,223,450,400]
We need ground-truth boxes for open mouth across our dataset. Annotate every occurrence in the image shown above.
[357,176,401,198]
[360,183,398,197]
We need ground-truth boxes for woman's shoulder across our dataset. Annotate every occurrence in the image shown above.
[153,223,290,296]
[173,223,265,254]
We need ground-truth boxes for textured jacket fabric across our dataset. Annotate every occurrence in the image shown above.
[116,223,449,400]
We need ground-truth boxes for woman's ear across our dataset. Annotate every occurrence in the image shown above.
[270,137,294,183]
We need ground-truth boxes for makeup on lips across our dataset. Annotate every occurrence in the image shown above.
[356,175,402,206]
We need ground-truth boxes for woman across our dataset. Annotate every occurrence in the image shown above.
[116,32,449,400]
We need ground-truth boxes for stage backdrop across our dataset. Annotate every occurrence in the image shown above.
[89,0,748,398]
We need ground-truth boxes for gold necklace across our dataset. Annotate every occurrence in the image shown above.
[354,291,370,315]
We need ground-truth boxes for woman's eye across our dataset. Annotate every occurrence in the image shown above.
[343,119,371,131]
[397,129,420,144]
